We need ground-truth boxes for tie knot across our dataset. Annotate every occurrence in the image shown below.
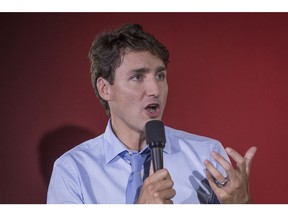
[130,154,145,172]
[121,148,151,173]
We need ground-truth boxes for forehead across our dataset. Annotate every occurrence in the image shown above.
[118,51,165,71]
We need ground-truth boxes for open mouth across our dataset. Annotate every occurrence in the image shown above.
[145,104,160,113]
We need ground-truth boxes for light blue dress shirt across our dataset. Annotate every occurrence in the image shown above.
[47,120,229,204]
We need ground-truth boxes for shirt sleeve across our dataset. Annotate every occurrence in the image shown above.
[47,156,84,204]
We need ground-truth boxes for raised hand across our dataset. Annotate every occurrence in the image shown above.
[204,146,257,204]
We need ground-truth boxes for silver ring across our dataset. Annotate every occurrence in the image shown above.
[215,177,228,187]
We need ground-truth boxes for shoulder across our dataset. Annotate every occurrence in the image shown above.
[164,125,225,157]
[54,134,105,166]
[165,126,220,144]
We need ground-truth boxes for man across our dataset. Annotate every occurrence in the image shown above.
[47,24,257,204]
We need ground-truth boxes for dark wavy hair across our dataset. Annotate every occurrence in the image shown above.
[88,24,169,116]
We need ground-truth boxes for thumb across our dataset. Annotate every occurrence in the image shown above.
[149,160,154,176]
[245,146,257,175]
[244,146,257,161]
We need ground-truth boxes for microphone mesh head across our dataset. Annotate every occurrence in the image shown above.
[145,120,166,144]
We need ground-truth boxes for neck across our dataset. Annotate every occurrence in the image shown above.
[110,119,146,152]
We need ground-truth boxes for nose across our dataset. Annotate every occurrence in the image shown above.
[145,78,161,98]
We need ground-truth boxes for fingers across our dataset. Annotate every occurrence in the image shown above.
[226,146,257,174]
[140,168,175,204]
[204,159,229,183]
[205,168,225,195]
[225,147,246,172]
[145,168,172,185]
[206,151,236,183]
[244,146,257,161]
[244,146,257,174]
[149,183,176,201]
[205,146,257,187]
[149,160,154,176]
[205,146,257,204]
[162,188,176,202]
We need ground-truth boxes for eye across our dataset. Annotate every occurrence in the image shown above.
[131,74,143,81]
[156,72,166,81]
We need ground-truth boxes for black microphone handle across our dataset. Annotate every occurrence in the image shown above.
[151,147,163,172]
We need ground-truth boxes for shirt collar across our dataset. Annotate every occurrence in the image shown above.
[103,119,172,164]
[163,129,172,154]
[103,120,127,164]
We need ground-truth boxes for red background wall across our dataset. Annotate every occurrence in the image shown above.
[1,13,288,204]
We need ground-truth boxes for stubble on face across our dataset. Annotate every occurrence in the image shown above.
[108,51,168,150]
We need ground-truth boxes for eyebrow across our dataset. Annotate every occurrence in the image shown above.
[130,66,166,74]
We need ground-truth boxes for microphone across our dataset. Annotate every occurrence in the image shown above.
[145,120,166,172]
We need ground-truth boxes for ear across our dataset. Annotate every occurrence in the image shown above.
[96,77,111,101]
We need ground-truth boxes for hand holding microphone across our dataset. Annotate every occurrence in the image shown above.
[137,120,175,204]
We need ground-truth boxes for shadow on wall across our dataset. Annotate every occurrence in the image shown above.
[38,125,96,187]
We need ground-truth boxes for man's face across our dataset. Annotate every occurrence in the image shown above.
[108,51,168,134]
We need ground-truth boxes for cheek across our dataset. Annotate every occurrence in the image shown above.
[118,89,143,104]
[162,86,169,107]
[162,83,169,97]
